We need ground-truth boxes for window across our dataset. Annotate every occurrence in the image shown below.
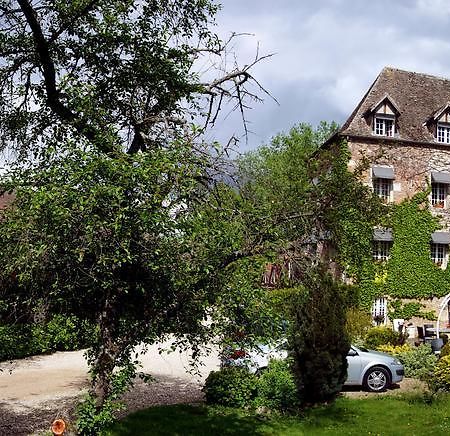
[372,241,391,261]
[431,182,447,208]
[373,177,393,202]
[431,243,447,267]
[371,298,387,325]
[437,123,450,144]
[374,116,394,137]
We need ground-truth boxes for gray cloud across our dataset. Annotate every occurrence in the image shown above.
[209,0,450,151]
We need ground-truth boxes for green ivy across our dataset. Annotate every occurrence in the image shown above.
[388,300,437,321]
[333,146,450,313]
[385,194,448,299]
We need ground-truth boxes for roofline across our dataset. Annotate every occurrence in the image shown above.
[339,70,384,133]
[383,66,450,84]
[368,93,401,115]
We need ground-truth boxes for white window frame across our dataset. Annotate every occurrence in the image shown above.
[373,177,393,203]
[371,297,387,325]
[374,115,395,137]
[437,122,450,144]
[431,182,447,208]
[372,241,391,261]
[431,243,448,269]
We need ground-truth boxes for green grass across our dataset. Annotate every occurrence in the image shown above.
[106,394,450,436]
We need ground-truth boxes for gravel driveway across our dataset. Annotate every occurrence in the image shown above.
[0,341,221,435]
[0,345,427,435]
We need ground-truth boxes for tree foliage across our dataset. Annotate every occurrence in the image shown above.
[289,271,351,405]
[0,0,268,157]
[237,123,382,406]
[0,1,276,427]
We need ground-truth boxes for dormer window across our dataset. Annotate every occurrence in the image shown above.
[437,122,450,143]
[365,94,400,138]
[374,115,395,137]
[428,103,450,144]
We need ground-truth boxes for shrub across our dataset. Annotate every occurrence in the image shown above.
[363,326,405,349]
[376,344,411,355]
[0,315,96,362]
[289,271,351,405]
[430,355,450,392]
[377,343,436,380]
[345,308,372,342]
[392,344,437,380]
[0,324,34,361]
[203,367,257,408]
[255,359,298,411]
[76,394,122,436]
[44,315,95,351]
[440,343,450,358]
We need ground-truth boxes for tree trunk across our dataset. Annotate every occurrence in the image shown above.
[92,296,120,408]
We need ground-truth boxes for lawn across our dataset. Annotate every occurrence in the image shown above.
[106,393,450,435]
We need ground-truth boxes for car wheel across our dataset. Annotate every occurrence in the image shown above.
[363,366,390,392]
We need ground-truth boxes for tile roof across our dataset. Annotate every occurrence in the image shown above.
[340,67,450,144]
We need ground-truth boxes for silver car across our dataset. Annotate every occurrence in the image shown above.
[223,343,404,392]
[346,345,404,392]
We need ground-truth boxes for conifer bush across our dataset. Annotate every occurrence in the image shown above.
[288,271,351,405]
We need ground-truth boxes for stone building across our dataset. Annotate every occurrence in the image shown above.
[330,67,450,334]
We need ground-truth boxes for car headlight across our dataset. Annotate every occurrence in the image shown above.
[390,358,402,365]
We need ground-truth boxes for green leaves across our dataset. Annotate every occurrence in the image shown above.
[0,0,221,155]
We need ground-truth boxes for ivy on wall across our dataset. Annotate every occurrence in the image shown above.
[386,192,449,299]
[388,300,437,321]
[351,191,450,317]
[327,141,450,319]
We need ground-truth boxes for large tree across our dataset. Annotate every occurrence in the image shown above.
[0,0,273,428]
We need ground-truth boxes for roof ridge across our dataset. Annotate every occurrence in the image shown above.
[382,66,450,83]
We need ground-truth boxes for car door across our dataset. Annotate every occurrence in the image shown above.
[346,347,362,384]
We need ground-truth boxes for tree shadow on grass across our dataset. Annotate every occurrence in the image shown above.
[108,400,363,436]
[107,404,268,436]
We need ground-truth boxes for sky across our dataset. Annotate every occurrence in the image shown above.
[205,0,450,152]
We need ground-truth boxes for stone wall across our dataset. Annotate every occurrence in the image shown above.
[400,297,448,339]
[345,138,450,331]
[348,138,450,227]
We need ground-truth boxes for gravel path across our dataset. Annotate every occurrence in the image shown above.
[0,342,221,435]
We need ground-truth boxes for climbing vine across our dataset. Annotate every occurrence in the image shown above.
[345,189,450,318]
[388,300,437,321]
[386,192,449,299]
